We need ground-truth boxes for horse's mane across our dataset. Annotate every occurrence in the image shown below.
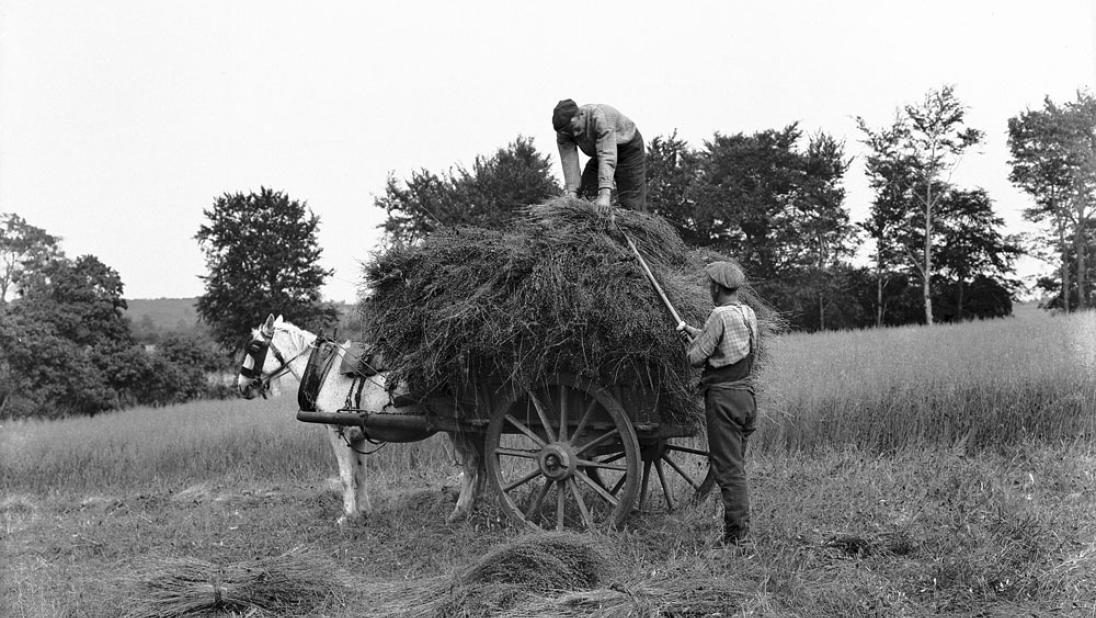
[251,318,314,348]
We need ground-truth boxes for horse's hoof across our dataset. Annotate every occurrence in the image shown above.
[445,508,470,524]
[336,513,366,527]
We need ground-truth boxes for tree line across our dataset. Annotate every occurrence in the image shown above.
[0,214,229,418]
[2,85,1091,419]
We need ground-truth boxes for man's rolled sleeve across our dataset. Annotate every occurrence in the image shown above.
[687,312,724,367]
[591,109,618,191]
[557,133,582,193]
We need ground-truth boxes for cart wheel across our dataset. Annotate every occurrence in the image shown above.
[635,438,714,513]
[486,377,641,530]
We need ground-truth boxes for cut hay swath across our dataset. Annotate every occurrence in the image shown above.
[120,546,347,618]
[362,532,613,618]
[362,198,779,427]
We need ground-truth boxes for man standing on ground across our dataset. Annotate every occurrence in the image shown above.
[680,261,759,547]
[552,99,647,212]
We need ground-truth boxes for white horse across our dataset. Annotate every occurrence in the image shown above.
[236,314,484,525]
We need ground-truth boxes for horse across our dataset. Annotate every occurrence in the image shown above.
[236,314,484,525]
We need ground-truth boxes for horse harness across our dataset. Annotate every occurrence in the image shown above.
[298,338,391,455]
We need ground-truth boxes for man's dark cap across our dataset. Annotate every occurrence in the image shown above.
[552,99,579,131]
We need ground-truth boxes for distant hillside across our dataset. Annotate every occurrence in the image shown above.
[123,298,358,334]
[124,297,201,332]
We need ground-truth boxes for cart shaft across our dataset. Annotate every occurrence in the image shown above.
[296,410,438,442]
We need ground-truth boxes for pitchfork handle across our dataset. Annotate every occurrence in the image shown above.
[624,234,685,329]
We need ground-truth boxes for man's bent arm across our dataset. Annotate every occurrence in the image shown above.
[557,133,582,194]
[592,108,618,192]
[686,313,723,367]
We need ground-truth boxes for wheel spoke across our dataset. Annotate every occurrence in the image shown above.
[558,384,568,442]
[638,460,652,511]
[504,468,542,493]
[528,392,558,443]
[556,481,565,531]
[575,470,619,507]
[665,444,708,457]
[575,457,627,472]
[598,451,626,465]
[575,427,620,456]
[525,479,552,521]
[494,447,538,459]
[504,414,547,447]
[608,475,626,496]
[569,478,594,528]
[572,398,598,442]
[655,459,675,512]
[662,454,702,490]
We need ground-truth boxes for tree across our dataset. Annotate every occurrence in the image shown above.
[1065,93,1096,308]
[794,132,857,329]
[859,86,984,324]
[647,126,855,330]
[646,131,703,243]
[378,136,560,244]
[0,224,231,417]
[858,115,914,326]
[0,213,63,304]
[1008,91,1096,310]
[136,331,227,405]
[645,127,858,330]
[195,187,337,354]
[1034,219,1096,309]
[0,255,137,416]
[932,188,1022,319]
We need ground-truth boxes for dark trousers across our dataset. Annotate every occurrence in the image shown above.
[705,387,756,540]
[578,131,648,212]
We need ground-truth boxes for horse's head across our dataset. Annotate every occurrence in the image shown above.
[237,314,312,399]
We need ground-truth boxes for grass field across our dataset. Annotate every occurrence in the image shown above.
[2,308,1094,616]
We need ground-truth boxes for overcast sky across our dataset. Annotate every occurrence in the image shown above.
[2,0,1094,302]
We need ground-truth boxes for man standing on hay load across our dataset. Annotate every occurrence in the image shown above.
[680,261,758,547]
[552,99,647,212]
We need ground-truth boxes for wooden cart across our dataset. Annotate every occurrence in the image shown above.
[299,371,713,531]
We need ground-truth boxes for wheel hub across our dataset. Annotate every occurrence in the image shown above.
[538,443,575,481]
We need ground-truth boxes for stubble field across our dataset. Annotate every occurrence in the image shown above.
[2,307,1094,617]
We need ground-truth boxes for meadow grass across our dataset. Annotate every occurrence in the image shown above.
[0,395,462,495]
[756,307,1096,452]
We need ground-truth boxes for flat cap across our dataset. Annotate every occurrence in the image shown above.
[704,261,746,289]
[552,99,579,132]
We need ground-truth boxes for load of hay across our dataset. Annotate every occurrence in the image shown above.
[362,198,778,427]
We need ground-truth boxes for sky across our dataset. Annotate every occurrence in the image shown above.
[1,0,1094,303]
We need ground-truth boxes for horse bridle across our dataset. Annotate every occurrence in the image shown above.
[239,324,312,397]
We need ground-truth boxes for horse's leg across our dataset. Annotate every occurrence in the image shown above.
[326,425,371,525]
[348,429,372,519]
[446,431,485,523]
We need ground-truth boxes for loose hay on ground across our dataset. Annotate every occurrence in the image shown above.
[460,531,609,590]
[362,198,780,428]
[365,532,613,618]
[120,546,347,617]
[514,576,752,617]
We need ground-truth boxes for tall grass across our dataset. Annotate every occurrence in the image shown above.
[756,308,1096,452]
[0,397,461,494]
[2,309,1093,494]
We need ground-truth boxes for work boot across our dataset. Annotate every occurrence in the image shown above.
[721,521,748,547]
